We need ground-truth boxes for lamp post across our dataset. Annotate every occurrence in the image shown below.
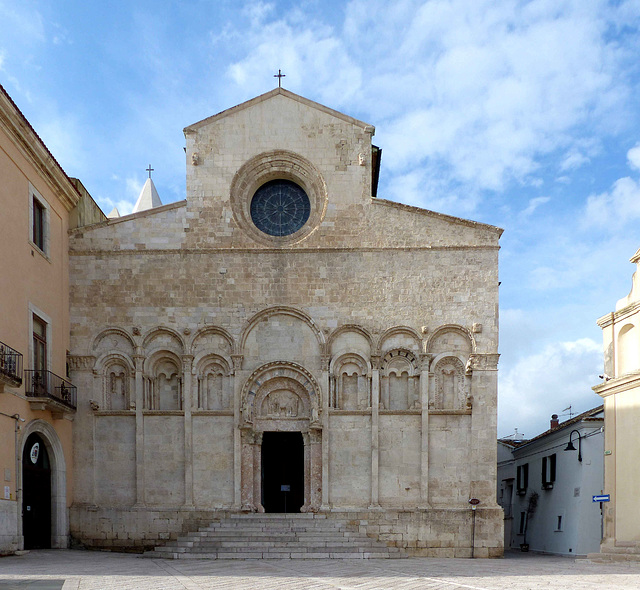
[564,429,582,462]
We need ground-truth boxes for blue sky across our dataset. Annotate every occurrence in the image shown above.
[3,0,640,438]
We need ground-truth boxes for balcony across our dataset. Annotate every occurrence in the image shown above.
[0,341,23,389]
[24,370,77,414]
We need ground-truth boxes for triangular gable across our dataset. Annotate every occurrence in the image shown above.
[184,88,373,134]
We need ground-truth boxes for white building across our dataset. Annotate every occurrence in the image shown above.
[499,407,604,556]
[594,248,640,560]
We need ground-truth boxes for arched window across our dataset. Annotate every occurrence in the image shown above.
[381,349,419,410]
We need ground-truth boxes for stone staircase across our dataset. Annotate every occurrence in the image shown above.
[145,513,407,559]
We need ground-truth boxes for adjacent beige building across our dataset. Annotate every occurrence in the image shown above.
[0,84,105,553]
[68,89,504,557]
[594,248,640,560]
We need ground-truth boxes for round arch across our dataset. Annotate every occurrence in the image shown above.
[378,326,422,353]
[240,361,322,425]
[90,327,136,356]
[18,420,68,549]
[327,324,373,350]
[426,324,476,354]
[189,325,235,356]
[239,306,326,355]
[142,326,185,353]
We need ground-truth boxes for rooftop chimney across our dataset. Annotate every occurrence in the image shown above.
[550,414,559,429]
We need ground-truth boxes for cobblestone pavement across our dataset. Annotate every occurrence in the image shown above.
[1,550,640,590]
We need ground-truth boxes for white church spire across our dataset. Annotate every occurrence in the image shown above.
[132,165,162,213]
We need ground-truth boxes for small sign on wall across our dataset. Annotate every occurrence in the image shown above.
[4,486,10,500]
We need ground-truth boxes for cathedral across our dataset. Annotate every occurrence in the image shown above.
[67,88,503,557]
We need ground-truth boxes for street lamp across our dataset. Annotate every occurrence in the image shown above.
[564,429,582,462]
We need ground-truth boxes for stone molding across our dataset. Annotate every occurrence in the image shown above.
[67,355,96,371]
[466,353,499,372]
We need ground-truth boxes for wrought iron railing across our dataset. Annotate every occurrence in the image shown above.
[0,341,23,386]
[24,370,77,410]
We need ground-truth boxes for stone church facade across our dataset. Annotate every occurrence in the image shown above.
[68,88,503,557]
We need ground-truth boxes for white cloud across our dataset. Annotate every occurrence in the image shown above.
[582,176,640,230]
[521,196,550,218]
[342,0,628,205]
[498,337,602,438]
[627,143,640,170]
[225,13,362,106]
[560,151,590,172]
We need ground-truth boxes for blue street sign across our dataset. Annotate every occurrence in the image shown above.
[593,494,610,502]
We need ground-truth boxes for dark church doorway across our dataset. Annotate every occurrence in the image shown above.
[22,432,52,549]
[261,431,304,513]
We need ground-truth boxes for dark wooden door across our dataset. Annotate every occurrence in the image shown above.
[261,432,304,513]
[22,433,51,549]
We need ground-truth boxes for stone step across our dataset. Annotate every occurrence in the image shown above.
[159,551,397,560]
[190,530,369,539]
[147,514,406,560]
[188,541,390,550]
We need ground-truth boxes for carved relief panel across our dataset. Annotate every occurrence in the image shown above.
[261,389,303,418]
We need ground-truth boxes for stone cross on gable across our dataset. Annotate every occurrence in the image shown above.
[274,69,285,88]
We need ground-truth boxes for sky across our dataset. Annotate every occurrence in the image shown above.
[2,0,640,438]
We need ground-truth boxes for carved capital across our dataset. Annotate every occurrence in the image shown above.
[231,354,244,372]
[419,353,433,371]
[133,354,145,371]
[67,355,95,371]
[181,354,194,370]
[240,427,257,445]
[308,428,322,444]
[370,355,382,371]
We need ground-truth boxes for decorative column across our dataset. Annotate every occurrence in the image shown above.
[133,350,146,506]
[309,428,323,511]
[253,431,264,512]
[182,354,194,508]
[240,428,256,511]
[320,353,330,510]
[419,353,432,508]
[302,432,312,512]
[232,354,244,510]
[370,355,381,508]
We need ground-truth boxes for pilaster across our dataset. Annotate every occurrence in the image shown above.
[232,354,244,510]
[182,354,194,508]
[133,351,145,506]
[370,354,381,508]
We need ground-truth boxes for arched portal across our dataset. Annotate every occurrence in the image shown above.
[22,432,51,549]
[240,362,323,513]
[19,420,68,549]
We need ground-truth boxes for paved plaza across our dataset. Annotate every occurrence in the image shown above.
[1,550,640,590]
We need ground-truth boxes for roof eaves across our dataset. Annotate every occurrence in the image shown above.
[0,83,80,210]
[513,405,604,452]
